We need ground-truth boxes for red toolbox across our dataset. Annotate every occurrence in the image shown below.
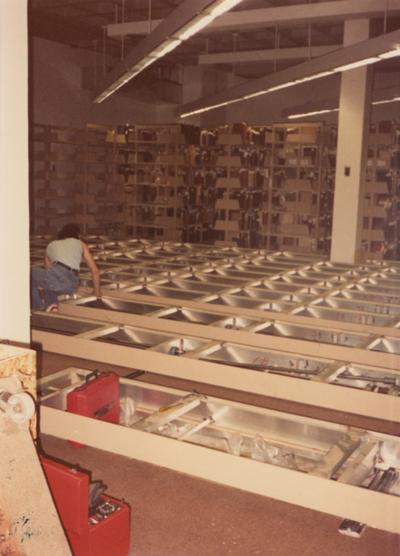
[67,371,120,448]
[41,456,130,556]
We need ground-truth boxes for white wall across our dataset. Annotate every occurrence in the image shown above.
[0,0,30,342]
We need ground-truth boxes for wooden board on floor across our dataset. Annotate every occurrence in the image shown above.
[0,418,71,555]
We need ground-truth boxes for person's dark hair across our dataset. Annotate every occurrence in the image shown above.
[58,223,81,240]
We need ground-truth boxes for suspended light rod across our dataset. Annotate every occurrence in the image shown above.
[288,96,400,119]
[177,28,400,119]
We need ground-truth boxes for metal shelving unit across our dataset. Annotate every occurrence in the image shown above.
[362,121,400,260]
[31,120,400,261]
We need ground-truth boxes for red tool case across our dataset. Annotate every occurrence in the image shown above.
[41,456,130,556]
[67,371,120,448]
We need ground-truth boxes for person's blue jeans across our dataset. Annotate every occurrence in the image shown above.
[31,265,79,310]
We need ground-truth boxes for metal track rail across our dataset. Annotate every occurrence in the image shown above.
[31,311,400,422]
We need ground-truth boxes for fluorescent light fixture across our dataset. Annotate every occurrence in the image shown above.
[94,0,244,103]
[176,15,214,41]
[134,57,155,70]
[94,91,111,103]
[180,107,210,117]
[267,71,334,92]
[288,95,400,118]
[180,97,243,118]
[181,71,337,115]
[267,82,296,92]
[288,108,338,119]
[175,0,243,42]
[245,71,335,96]
[179,32,400,118]
[378,48,400,59]
[207,0,243,17]
[372,96,400,105]
[294,70,334,83]
[242,90,269,100]
[151,38,182,58]
[94,56,157,101]
[333,57,379,72]
[372,99,394,105]
[114,76,131,86]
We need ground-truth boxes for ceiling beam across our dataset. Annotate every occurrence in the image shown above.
[177,27,400,117]
[107,0,400,37]
[281,83,400,120]
[93,0,244,103]
[198,45,341,65]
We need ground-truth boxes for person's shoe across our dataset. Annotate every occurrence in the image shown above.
[46,304,59,313]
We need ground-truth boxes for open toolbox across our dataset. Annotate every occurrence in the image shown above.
[38,368,400,536]
[41,455,130,556]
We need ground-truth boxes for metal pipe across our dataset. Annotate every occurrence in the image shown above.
[93,40,98,87]
[121,0,126,59]
[148,0,152,33]
[383,0,388,33]
[102,26,107,77]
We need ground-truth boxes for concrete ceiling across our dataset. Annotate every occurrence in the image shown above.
[30,0,400,103]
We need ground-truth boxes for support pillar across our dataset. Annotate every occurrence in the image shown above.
[0,1,30,342]
[330,19,372,263]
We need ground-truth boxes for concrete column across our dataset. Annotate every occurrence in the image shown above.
[330,19,372,263]
[0,1,30,342]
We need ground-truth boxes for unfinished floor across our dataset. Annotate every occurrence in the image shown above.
[37,350,400,556]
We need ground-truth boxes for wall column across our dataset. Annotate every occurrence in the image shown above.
[330,19,372,263]
[0,1,30,342]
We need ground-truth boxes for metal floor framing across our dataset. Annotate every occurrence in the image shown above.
[38,367,400,536]
[31,237,400,423]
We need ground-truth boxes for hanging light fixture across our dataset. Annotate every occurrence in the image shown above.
[288,96,400,119]
[178,29,400,118]
[94,0,244,103]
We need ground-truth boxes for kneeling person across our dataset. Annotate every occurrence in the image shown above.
[31,223,101,311]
